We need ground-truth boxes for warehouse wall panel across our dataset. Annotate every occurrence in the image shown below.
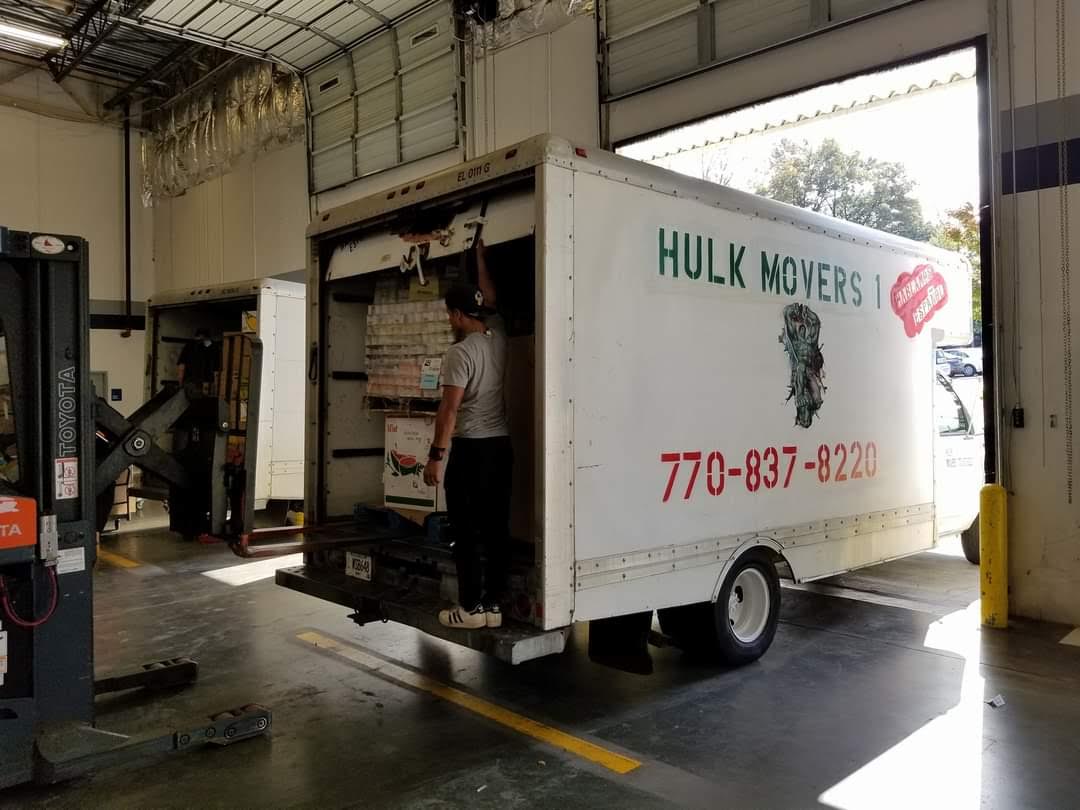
[489,35,552,147]
[222,160,256,282]
[0,84,153,302]
[253,141,310,279]
[89,329,146,417]
[470,12,600,156]
[0,70,155,419]
[549,15,604,146]
[993,0,1080,625]
[155,141,308,291]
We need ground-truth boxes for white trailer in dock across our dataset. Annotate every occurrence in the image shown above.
[145,279,306,510]
[277,135,972,665]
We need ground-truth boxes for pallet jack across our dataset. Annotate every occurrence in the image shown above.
[0,228,270,790]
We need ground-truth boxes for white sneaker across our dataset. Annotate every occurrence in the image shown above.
[485,604,502,628]
[438,603,487,629]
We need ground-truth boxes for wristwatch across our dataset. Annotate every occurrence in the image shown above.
[428,446,446,462]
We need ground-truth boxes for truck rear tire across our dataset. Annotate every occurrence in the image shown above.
[961,517,980,565]
[657,550,780,666]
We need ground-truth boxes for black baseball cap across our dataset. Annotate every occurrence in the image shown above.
[444,283,488,319]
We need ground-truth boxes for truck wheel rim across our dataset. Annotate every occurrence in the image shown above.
[728,568,770,643]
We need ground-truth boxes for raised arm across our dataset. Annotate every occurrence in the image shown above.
[475,239,496,308]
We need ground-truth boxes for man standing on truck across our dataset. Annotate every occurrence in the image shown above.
[176,327,219,394]
[424,240,513,630]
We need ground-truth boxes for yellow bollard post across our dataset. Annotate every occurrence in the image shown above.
[980,483,1008,628]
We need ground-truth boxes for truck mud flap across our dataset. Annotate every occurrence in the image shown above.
[277,565,568,665]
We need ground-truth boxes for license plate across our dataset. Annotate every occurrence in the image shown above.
[345,552,372,582]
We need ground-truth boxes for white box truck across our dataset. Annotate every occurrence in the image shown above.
[145,279,306,510]
[278,135,973,665]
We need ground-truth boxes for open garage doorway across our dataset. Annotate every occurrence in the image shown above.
[618,45,990,614]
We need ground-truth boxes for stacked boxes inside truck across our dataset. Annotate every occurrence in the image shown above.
[365,276,454,401]
[364,273,455,515]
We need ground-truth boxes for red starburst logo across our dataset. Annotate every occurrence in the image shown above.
[891,264,949,338]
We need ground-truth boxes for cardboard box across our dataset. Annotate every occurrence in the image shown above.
[220,333,253,430]
[383,416,446,513]
[408,276,440,301]
[226,435,246,465]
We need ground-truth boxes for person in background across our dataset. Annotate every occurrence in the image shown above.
[424,240,513,630]
[177,327,219,394]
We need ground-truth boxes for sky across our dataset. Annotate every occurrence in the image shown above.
[618,48,979,225]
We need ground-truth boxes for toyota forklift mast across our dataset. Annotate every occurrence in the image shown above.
[0,228,268,790]
[0,229,96,787]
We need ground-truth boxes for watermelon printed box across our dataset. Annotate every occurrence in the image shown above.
[383,416,446,513]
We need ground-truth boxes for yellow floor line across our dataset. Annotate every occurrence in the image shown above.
[96,547,141,569]
[297,630,642,775]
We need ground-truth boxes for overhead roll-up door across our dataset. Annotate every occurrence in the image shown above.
[601,0,922,100]
[306,0,462,194]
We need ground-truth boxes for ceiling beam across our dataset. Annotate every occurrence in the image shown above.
[118,15,301,71]
[7,0,66,28]
[345,0,390,25]
[148,51,242,113]
[45,0,158,82]
[217,0,348,50]
[103,41,198,109]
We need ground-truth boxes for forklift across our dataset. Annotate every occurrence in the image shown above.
[0,228,270,790]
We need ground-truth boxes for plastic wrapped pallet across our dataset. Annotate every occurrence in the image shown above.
[366,299,453,401]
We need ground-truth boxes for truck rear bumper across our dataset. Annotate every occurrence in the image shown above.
[277,565,569,665]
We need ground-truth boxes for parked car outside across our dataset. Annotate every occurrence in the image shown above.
[946,348,982,377]
[936,349,957,376]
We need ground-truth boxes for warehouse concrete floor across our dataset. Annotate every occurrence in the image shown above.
[4,526,1079,810]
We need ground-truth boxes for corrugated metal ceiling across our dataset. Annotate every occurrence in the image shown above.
[0,0,184,84]
[134,0,440,71]
[0,0,441,112]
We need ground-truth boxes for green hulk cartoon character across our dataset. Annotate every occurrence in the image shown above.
[779,303,826,429]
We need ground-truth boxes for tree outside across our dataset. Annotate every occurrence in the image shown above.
[757,138,933,242]
[697,149,733,186]
[931,202,982,331]
[757,137,980,338]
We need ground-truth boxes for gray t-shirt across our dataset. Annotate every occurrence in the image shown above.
[441,315,509,439]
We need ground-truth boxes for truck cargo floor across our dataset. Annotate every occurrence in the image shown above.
[277,565,568,665]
